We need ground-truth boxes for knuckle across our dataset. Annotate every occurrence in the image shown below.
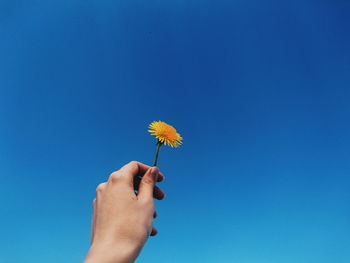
[127,161,139,173]
[129,160,138,166]
[109,171,122,183]
[96,183,106,193]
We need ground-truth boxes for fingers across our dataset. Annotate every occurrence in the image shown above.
[137,167,159,202]
[120,161,165,182]
[153,185,166,200]
[150,227,158,236]
[96,182,107,196]
[101,161,166,201]
[133,177,166,200]
[106,161,165,195]
[150,212,158,236]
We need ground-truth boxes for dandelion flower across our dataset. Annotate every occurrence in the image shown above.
[148,121,183,147]
[148,121,183,166]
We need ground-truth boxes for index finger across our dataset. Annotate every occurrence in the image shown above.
[120,161,165,182]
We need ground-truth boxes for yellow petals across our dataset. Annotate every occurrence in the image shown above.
[148,121,183,147]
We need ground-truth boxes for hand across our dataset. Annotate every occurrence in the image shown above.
[84,161,165,263]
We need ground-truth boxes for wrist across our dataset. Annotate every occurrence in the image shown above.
[84,241,141,263]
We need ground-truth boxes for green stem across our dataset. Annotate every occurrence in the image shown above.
[153,141,162,166]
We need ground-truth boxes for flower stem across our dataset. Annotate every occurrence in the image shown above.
[153,141,162,166]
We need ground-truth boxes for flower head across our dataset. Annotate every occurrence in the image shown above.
[148,121,183,147]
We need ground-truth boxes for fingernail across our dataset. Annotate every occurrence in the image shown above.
[152,167,159,180]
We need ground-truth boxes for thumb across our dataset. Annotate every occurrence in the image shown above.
[138,167,159,202]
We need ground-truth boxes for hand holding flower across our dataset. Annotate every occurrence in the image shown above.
[84,161,165,263]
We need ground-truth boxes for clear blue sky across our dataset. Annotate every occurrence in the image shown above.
[1,0,350,262]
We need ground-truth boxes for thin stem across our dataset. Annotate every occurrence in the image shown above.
[153,141,162,166]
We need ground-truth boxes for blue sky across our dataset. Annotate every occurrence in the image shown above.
[1,0,350,262]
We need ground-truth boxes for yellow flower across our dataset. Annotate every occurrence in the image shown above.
[148,121,183,148]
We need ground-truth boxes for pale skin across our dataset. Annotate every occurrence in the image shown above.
[84,161,166,263]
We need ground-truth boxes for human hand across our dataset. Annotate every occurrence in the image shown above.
[84,161,165,263]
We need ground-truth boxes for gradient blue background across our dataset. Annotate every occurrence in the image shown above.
[1,1,350,262]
